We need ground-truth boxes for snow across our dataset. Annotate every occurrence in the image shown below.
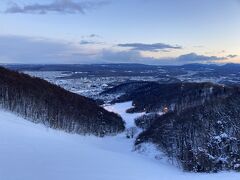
[104,101,145,128]
[213,133,231,143]
[1,106,240,180]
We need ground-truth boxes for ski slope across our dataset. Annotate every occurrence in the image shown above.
[0,103,240,180]
[104,101,145,128]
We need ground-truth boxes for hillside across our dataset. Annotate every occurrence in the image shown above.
[136,93,240,172]
[102,81,237,113]
[0,67,124,136]
[100,80,240,172]
[1,107,240,180]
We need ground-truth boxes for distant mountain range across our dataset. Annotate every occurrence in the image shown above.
[3,63,240,71]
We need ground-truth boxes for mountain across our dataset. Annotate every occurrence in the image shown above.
[0,66,125,136]
[135,89,240,172]
[102,81,236,113]
[100,79,240,172]
[2,108,239,180]
[4,63,157,72]
[179,63,219,71]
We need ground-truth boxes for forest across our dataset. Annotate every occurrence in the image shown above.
[0,66,125,136]
[135,90,240,172]
[103,81,237,113]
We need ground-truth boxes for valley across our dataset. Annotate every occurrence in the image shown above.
[1,104,239,180]
[1,1,239,179]
[1,64,240,178]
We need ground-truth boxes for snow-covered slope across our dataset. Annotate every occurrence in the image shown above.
[0,107,240,180]
[104,101,145,128]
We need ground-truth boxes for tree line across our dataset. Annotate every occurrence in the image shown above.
[135,92,240,172]
[0,67,125,136]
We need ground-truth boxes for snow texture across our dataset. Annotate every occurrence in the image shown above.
[104,101,145,128]
[0,104,240,180]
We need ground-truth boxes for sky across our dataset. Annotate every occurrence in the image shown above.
[0,0,239,65]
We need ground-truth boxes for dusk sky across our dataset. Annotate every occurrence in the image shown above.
[0,0,240,64]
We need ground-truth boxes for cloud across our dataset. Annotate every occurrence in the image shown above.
[176,53,227,63]
[98,51,237,65]
[0,35,80,63]
[80,34,103,45]
[0,35,162,64]
[5,0,108,14]
[80,40,103,45]
[97,50,180,65]
[89,34,100,38]
[0,35,236,65]
[227,54,238,58]
[98,50,149,63]
[117,43,182,52]
[81,34,101,39]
